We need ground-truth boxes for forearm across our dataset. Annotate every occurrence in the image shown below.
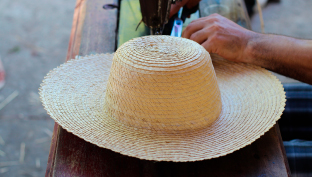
[245,33,312,84]
[182,14,312,84]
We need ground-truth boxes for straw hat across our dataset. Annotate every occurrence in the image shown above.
[39,36,285,162]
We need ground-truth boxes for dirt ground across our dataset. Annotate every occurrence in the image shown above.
[0,0,311,176]
[0,0,75,176]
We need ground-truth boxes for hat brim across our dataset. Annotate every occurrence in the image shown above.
[39,54,285,162]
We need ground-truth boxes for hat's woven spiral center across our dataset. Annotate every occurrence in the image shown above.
[105,36,222,132]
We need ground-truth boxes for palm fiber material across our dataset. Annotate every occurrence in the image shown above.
[39,36,285,162]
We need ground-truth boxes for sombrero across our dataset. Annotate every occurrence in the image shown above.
[39,36,285,162]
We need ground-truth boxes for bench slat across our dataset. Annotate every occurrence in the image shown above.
[46,0,290,176]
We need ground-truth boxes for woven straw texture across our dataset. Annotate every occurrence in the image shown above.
[106,36,221,132]
[39,36,286,162]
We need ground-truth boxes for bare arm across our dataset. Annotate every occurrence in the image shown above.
[245,34,312,84]
[182,14,312,84]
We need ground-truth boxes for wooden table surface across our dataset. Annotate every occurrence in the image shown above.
[46,0,291,176]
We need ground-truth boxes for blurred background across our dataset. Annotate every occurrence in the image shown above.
[0,0,75,176]
[0,0,311,176]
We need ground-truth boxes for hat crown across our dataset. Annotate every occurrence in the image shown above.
[105,36,221,132]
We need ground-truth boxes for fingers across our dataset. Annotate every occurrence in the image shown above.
[190,13,224,25]
[182,21,206,39]
[169,0,201,18]
[185,0,201,9]
[182,13,223,39]
[189,29,212,44]
[182,13,253,62]
[169,0,188,18]
[169,4,182,18]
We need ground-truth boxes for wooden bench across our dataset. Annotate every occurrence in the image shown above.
[46,0,291,176]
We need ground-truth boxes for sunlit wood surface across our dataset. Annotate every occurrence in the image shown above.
[46,0,290,176]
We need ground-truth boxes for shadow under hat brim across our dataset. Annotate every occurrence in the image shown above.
[39,53,286,162]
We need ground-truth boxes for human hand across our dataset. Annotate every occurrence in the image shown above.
[182,13,258,63]
[169,0,201,18]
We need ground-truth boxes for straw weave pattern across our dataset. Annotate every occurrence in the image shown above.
[39,36,286,162]
[105,36,221,131]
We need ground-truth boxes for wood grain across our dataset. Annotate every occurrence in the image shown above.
[46,0,87,175]
[46,0,118,176]
[46,0,290,176]
[49,126,290,176]
[66,0,86,61]
[78,0,118,56]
